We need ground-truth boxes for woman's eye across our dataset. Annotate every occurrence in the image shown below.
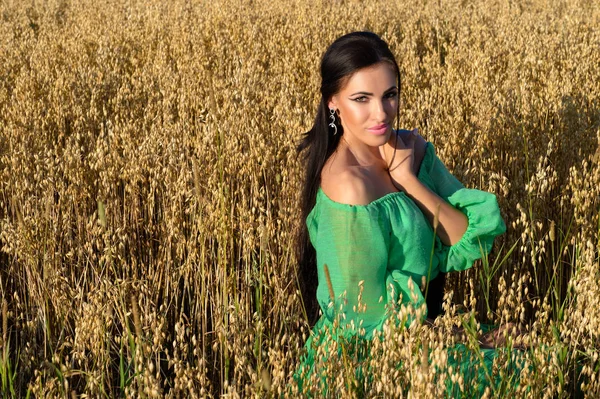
[386,92,398,99]
[353,96,367,102]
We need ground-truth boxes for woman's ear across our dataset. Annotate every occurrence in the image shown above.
[327,95,338,110]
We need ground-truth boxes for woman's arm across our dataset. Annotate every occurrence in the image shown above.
[381,129,468,246]
[395,172,468,246]
[388,131,506,272]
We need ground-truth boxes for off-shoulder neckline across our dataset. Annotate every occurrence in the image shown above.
[317,187,408,209]
[316,141,433,209]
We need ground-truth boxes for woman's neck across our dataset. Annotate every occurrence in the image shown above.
[339,136,386,169]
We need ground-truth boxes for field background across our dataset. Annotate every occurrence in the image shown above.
[0,0,599,397]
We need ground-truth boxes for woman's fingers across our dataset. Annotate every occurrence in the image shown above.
[397,128,418,149]
[386,129,419,180]
[395,130,406,149]
[408,128,418,148]
[477,322,528,350]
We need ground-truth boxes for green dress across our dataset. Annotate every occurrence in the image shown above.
[295,141,521,396]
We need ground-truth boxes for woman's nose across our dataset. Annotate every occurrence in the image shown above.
[372,100,387,120]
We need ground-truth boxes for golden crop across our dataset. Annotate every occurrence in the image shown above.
[0,0,599,397]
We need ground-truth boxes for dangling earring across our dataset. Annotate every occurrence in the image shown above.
[328,108,338,135]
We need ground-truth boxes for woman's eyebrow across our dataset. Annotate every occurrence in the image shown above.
[349,86,398,96]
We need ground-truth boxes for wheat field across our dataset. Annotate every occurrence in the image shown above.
[0,0,599,397]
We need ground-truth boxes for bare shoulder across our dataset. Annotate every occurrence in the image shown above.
[321,166,379,206]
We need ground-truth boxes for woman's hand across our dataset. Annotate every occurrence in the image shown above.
[379,128,420,190]
[478,322,527,350]
[380,128,468,245]
[441,320,527,350]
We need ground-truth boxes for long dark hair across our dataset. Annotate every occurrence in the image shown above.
[296,31,401,326]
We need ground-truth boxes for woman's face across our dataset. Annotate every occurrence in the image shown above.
[328,62,398,150]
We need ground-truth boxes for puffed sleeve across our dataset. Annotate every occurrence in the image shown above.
[420,143,507,272]
[307,192,391,332]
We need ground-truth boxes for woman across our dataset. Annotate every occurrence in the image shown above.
[294,31,521,395]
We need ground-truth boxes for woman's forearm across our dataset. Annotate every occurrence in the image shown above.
[394,174,468,246]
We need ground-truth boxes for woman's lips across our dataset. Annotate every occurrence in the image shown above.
[367,123,389,135]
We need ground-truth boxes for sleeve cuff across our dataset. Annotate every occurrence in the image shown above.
[440,188,506,273]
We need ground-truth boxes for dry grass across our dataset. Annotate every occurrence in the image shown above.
[0,0,599,397]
